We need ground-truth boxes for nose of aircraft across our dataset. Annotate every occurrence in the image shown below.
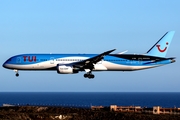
[2,62,6,68]
[3,57,13,69]
[2,60,9,68]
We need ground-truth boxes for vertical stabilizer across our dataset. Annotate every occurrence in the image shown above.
[146,31,175,57]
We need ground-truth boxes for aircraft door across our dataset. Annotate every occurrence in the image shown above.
[138,58,142,64]
[16,57,21,63]
[50,57,54,64]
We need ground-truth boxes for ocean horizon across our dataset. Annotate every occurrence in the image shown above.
[1,92,180,108]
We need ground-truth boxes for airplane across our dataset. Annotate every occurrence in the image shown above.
[3,31,176,79]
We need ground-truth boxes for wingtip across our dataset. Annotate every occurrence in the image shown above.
[104,49,116,55]
[112,49,116,51]
[110,49,116,53]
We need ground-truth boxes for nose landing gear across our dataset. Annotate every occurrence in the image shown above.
[16,73,19,77]
[14,69,19,77]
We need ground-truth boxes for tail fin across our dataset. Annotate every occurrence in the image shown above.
[146,31,175,57]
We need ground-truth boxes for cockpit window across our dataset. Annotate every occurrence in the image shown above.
[7,58,12,61]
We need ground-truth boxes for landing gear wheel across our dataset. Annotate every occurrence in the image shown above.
[16,73,19,77]
[88,74,95,79]
[84,74,88,78]
[14,69,19,77]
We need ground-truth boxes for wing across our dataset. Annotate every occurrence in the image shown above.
[72,49,116,70]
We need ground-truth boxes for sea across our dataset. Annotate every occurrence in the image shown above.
[0,92,180,108]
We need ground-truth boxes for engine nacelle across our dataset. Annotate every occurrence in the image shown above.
[57,65,79,74]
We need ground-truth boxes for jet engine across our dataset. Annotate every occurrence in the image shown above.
[57,64,79,74]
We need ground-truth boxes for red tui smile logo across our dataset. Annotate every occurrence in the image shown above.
[156,42,168,52]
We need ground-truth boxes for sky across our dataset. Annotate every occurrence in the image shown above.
[0,0,180,92]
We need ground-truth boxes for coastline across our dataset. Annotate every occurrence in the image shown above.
[1,106,180,120]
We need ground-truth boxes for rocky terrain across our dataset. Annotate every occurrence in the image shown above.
[0,106,180,120]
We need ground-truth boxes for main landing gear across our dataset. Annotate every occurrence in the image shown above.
[84,72,95,79]
[14,69,19,77]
